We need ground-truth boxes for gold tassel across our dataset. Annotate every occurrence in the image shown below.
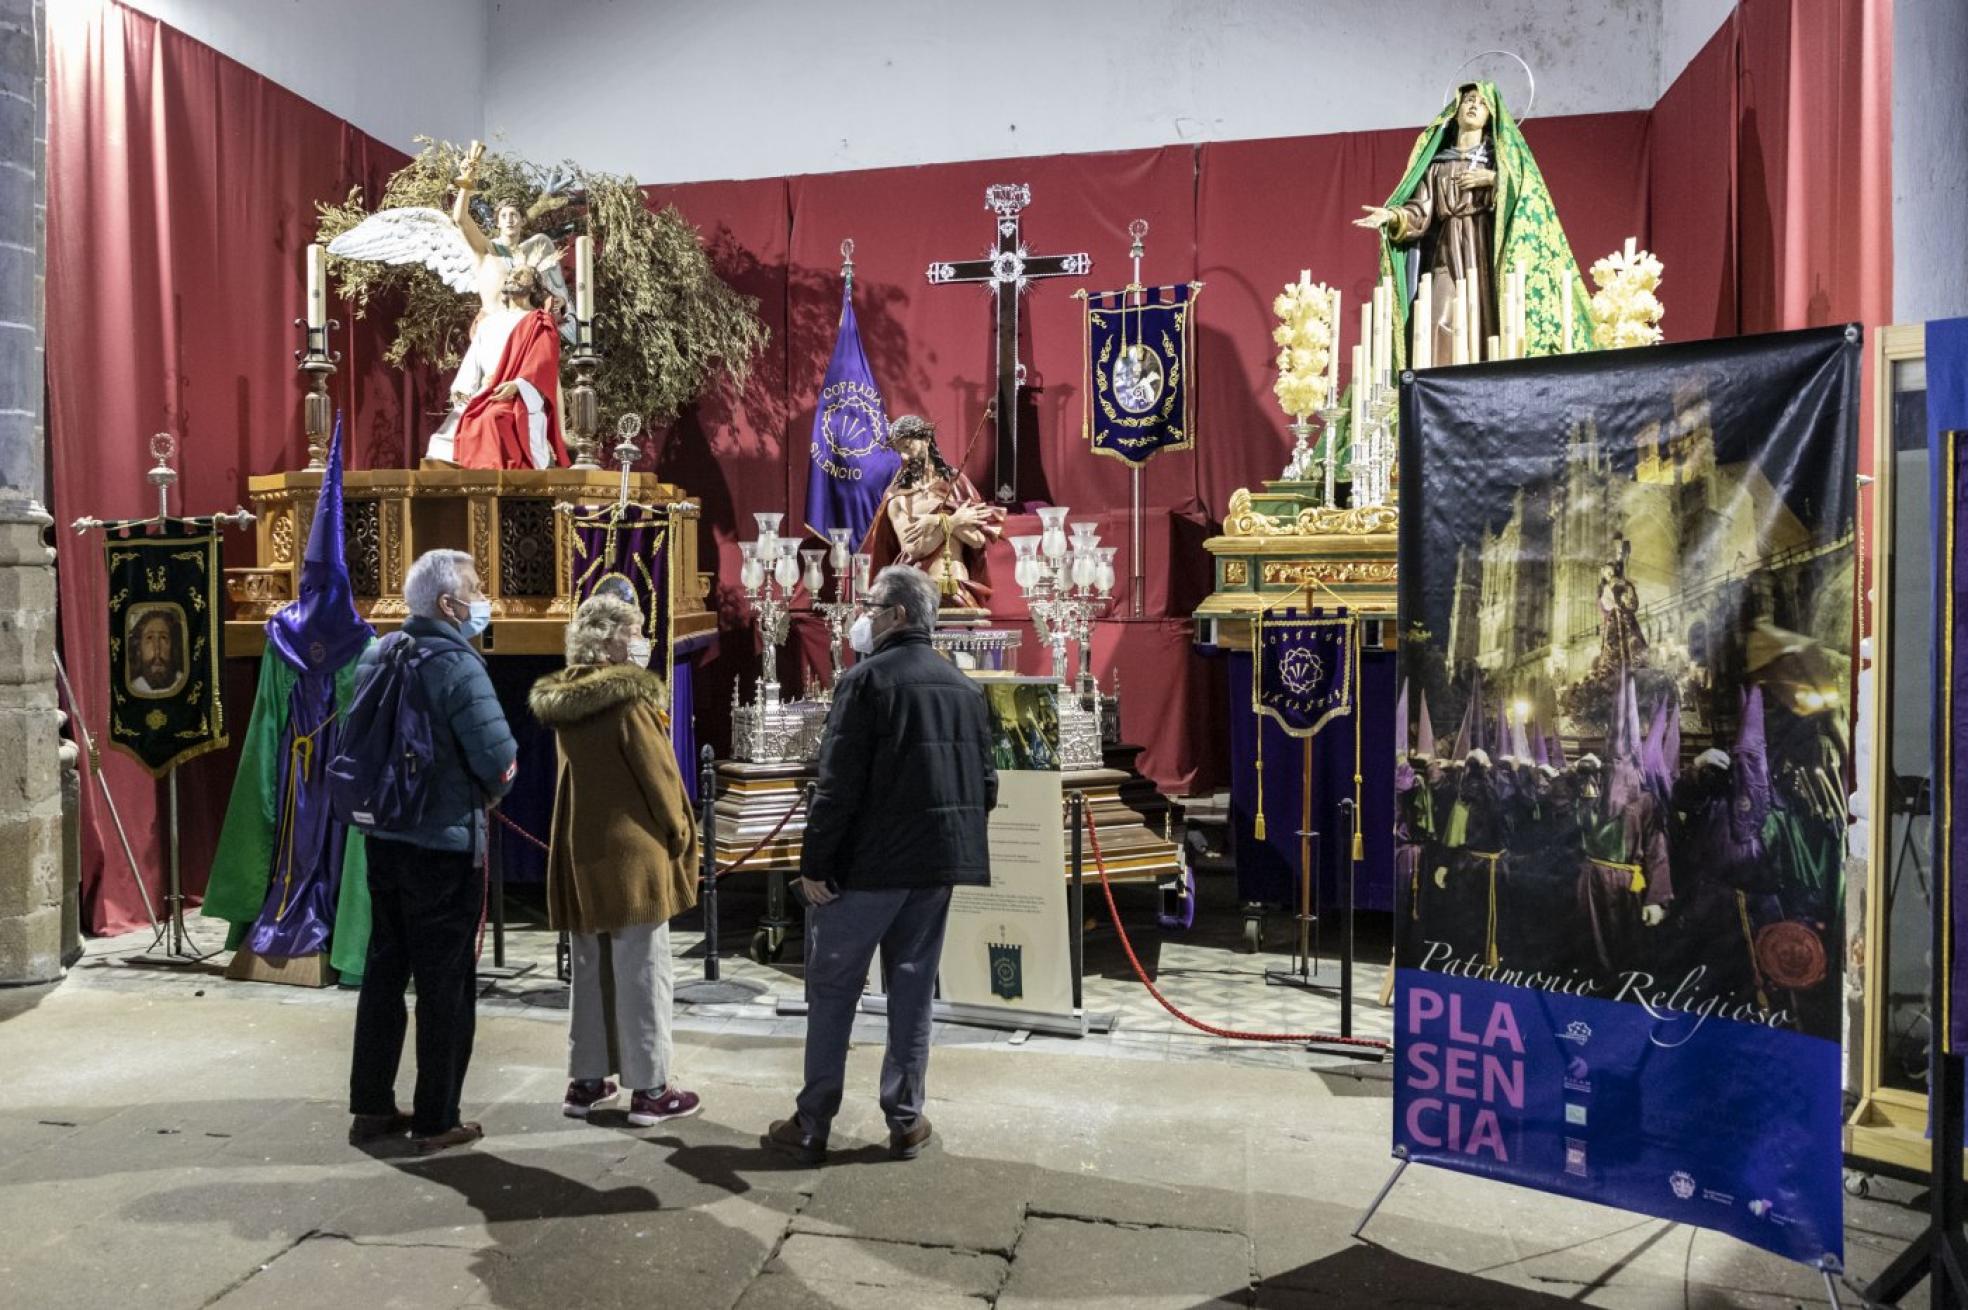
[1351,616,1365,863]
[1253,609,1266,839]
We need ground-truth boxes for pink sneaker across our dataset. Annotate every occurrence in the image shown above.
[628,1086,701,1126]
[562,1078,619,1118]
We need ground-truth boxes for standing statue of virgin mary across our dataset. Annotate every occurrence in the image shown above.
[1355,78,1597,366]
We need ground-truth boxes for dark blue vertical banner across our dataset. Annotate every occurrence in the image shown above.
[1394,327,1858,1267]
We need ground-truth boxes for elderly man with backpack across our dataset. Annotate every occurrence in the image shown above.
[334,549,518,1154]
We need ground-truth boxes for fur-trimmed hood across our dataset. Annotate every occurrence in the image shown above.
[529,662,668,726]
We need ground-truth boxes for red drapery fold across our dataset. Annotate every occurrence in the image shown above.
[47,0,1891,930]
[47,1,414,932]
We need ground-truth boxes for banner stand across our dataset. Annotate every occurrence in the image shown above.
[1352,1147,1850,1308]
[775,789,1118,1038]
[71,436,254,966]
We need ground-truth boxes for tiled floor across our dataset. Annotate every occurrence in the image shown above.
[80,870,1394,1073]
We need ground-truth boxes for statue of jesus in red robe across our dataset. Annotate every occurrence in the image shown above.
[427,265,569,470]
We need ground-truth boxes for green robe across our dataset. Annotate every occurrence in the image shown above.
[201,646,372,983]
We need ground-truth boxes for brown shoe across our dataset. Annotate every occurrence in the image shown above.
[413,1121,483,1155]
[764,1116,827,1165]
[348,1110,413,1144]
[890,1117,932,1161]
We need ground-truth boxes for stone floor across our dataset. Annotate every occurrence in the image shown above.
[0,884,1934,1308]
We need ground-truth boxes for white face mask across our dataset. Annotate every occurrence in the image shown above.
[625,636,653,668]
[457,597,492,639]
[848,613,876,656]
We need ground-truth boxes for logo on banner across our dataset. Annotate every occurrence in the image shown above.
[1563,1055,1592,1093]
[1670,1171,1697,1201]
[1559,1021,1593,1045]
[1254,611,1355,738]
[1564,1140,1588,1178]
[988,939,1024,1001]
[1564,1103,1588,1127]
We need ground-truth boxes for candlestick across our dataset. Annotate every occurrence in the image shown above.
[306,243,327,332]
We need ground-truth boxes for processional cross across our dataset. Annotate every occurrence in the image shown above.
[926,184,1091,505]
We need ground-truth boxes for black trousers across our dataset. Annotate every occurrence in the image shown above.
[348,836,483,1137]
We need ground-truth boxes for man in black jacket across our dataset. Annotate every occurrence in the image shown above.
[768,565,997,1164]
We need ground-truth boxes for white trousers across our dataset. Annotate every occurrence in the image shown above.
[567,921,673,1092]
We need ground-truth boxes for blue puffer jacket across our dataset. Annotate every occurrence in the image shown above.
[355,615,517,854]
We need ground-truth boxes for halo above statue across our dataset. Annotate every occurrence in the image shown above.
[1444,49,1536,121]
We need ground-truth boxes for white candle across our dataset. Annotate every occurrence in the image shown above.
[1486,333,1500,362]
[1451,279,1467,365]
[1513,260,1527,357]
[1327,287,1343,395]
[1562,282,1575,354]
[306,243,326,332]
[1300,267,1311,287]
[1413,272,1433,370]
[1351,342,1366,436]
[1624,235,1637,262]
[1378,279,1394,383]
[1358,300,1374,393]
[575,235,595,324]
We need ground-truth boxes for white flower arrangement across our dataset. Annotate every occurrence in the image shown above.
[1271,277,1337,420]
[1587,242,1666,350]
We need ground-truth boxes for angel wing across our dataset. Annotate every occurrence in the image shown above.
[325,207,477,295]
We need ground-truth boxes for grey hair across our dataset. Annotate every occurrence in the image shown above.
[404,549,477,619]
[869,564,939,632]
[566,594,640,664]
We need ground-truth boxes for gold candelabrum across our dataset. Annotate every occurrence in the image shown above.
[565,325,602,470]
[294,316,339,471]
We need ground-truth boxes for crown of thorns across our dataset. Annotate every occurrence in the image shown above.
[888,415,938,447]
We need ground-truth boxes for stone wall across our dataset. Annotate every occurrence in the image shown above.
[0,0,61,985]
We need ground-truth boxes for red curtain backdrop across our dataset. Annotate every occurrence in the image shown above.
[1651,0,1892,347]
[46,1,414,932]
[46,0,1891,929]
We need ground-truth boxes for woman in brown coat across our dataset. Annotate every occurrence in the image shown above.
[528,593,700,1126]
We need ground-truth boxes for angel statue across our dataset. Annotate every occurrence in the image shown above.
[326,141,575,469]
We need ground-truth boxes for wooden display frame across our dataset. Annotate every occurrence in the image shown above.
[1845,323,1968,1178]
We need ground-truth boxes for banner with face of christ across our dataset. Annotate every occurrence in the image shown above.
[1394,326,1857,1269]
[105,523,228,775]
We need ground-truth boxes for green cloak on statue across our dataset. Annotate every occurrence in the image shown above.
[202,422,375,982]
[1321,82,1596,480]
[1375,79,1598,368]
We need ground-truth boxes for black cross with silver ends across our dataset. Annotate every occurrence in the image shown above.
[925,183,1091,505]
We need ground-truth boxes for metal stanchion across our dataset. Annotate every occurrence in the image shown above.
[1070,790,1085,1013]
[476,812,534,982]
[676,747,763,1005]
[699,746,720,983]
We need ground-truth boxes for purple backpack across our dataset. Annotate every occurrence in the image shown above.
[328,631,439,832]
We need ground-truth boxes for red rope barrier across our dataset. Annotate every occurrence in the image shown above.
[1083,805,1390,1051]
[714,791,808,878]
[491,792,808,880]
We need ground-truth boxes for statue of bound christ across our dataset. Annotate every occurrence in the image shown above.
[426,263,568,469]
[861,415,1005,610]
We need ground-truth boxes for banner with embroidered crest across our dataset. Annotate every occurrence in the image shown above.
[1081,283,1198,467]
[568,501,675,697]
[804,276,897,544]
[104,521,227,775]
[1250,606,1358,843]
